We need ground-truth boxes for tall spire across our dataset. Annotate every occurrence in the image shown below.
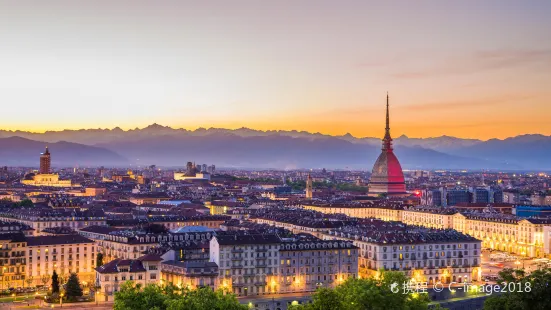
[386,92,390,133]
[382,92,393,150]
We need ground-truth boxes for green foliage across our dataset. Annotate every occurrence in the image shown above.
[96,253,104,267]
[289,271,431,310]
[18,199,34,208]
[65,273,83,300]
[114,282,167,310]
[287,180,367,193]
[4,199,34,208]
[252,177,281,184]
[483,268,551,310]
[144,223,169,234]
[165,287,247,310]
[51,271,60,294]
[114,282,247,310]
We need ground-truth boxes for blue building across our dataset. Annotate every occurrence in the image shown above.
[493,189,504,203]
[274,186,292,195]
[514,205,551,217]
[446,189,471,206]
[471,188,491,203]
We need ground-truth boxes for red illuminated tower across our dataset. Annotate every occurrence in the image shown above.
[368,94,407,196]
[39,146,51,174]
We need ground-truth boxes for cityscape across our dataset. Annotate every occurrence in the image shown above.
[1,1,551,310]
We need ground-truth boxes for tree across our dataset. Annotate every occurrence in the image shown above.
[114,282,247,310]
[65,273,83,300]
[25,276,33,288]
[290,271,431,310]
[165,286,247,310]
[41,274,50,289]
[301,287,341,310]
[58,273,68,286]
[96,253,104,267]
[17,199,34,208]
[51,271,60,294]
[114,282,167,310]
[484,268,551,310]
[144,223,168,234]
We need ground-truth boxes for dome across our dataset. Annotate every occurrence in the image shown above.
[368,150,406,195]
[24,173,36,180]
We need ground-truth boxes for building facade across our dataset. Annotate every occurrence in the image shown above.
[25,235,96,287]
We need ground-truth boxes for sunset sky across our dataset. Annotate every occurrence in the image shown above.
[1,1,550,140]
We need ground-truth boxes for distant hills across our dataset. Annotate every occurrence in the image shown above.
[0,137,127,167]
[1,125,549,170]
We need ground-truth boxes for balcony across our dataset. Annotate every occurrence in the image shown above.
[231,249,244,253]
[254,281,267,286]
[255,249,268,252]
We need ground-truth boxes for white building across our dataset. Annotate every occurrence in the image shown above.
[210,234,281,297]
[26,235,96,287]
[95,254,162,301]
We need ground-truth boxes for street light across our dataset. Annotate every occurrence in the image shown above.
[60,293,64,308]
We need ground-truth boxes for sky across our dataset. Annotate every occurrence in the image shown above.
[0,1,550,140]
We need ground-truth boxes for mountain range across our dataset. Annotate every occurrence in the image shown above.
[1,124,550,170]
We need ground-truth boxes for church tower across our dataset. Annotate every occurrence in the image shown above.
[39,146,51,174]
[305,173,313,199]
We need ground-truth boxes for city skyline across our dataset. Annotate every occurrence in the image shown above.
[1,2,550,309]
[1,1,551,139]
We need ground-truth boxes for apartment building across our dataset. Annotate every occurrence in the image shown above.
[324,226,481,284]
[0,208,106,236]
[95,254,162,301]
[80,226,214,263]
[452,213,550,257]
[25,235,96,287]
[147,215,229,230]
[0,233,27,290]
[278,240,358,293]
[302,202,404,222]
[160,261,219,290]
[210,234,281,297]
[302,203,551,258]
